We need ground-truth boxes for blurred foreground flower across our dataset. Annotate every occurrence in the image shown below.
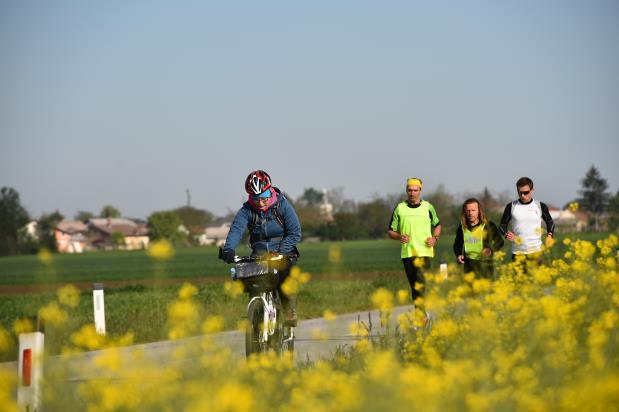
[202,316,225,334]
[147,239,175,261]
[38,302,68,327]
[281,266,311,295]
[328,245,342,263]
[323,309,336,321]
[224,280,244,297]
[37,248,52,264]
[178,282,198,300]
[57,284,80,308]
[0,326,13,353]
[13,318,34,335]
[371,288,394,312]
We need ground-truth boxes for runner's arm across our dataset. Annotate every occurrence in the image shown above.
[498,203,512,237]
[540,202,555,236]
[453,226,464,257]
[485,221,505,252]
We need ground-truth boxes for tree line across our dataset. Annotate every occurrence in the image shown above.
[1,165,617,256]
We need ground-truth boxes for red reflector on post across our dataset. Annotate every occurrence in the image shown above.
[22,349,32,386]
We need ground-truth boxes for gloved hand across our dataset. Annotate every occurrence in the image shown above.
[221,248,236,263]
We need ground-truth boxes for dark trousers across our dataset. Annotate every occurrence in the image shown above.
[402,257,430,302]
[511,252,542,274]
[463,258,495,279]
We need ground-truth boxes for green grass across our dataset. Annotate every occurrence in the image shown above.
[0,233,612,362]
[0,275,412,362]
[0,233,609,285]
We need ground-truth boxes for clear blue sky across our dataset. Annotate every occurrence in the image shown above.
[2,1,618,219]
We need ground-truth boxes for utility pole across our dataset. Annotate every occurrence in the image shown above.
[186,189,191,207]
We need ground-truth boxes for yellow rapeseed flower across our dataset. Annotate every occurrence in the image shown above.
[38,302,68,327]
[397,289,410,304]
[431,318,458,339]
[328,245,342,263]
[0,326,13,353]
[0,370,18,412]
[573,240,596,260]
[71,324,106,350]
[370,288,394,312]
[472,279,491,294]
[463,272,476,284]
[57,284,80,308]
[202,316,225,334]
[178,282,198,300]
[323,309,336,321]
[224,280,244,297]
[147,239,175,261]
[12,318,34,335]
[348,321,369,337]
[37,248,52,264]
[281,276,299,295]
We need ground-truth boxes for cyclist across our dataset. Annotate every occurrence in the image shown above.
[499,176,555,270]
[388,177,441,305]
[220,170,302,326]
[453,198,504,279]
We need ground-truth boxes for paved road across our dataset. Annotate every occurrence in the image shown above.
[1,305,415,382]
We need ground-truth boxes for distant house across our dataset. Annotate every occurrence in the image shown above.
[55,220,88,253]
[197,222,231,247]
[549,208,589,232]
[88,218,150,250]
[23,221,39,241]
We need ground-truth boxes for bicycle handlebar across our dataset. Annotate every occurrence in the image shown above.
[218,247,287,264]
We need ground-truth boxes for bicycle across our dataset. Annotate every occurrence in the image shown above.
[220,249,295,357]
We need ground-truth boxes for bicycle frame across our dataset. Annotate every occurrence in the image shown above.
[221,250,294,357]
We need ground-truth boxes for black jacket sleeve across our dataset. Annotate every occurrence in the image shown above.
[540,202,555,235]
[499,203,512,237]
[484,221,505,252]
[453,226,464,257]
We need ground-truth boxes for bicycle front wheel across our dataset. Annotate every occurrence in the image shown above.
[246,298,267,357]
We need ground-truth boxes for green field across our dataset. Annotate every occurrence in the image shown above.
[0,234,609,362]
[0,234,605,286]
[0,239,417,286]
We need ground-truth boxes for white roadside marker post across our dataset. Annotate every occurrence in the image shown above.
[93,283,106,335]
[17,318,44,412]
[440,263,448,279]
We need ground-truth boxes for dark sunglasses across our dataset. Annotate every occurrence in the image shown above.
[518,190,531,196]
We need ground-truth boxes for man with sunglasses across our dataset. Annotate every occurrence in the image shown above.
[499,177,555,268]
[388,177,442,305]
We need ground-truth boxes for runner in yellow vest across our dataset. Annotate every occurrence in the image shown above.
[388,178,441,304]
[453,198,504,279]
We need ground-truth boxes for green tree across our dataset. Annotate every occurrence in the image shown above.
[578,165,610,231]
[173,206,214,229]
[357,198,391,239]
[0,187,30,256]
[607,190,619,232]
[317,211,366,240]
[100,205,121,218]
[37,210,64,252]
[75,210,94,222]
[424,184,458,231]
[297,188,324,207]
[110,231,125,248]
[147,211,183,241]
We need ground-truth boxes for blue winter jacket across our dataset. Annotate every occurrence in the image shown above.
[223,188,302,255]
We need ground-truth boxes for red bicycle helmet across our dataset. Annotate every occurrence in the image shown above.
[245,170,272,195]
